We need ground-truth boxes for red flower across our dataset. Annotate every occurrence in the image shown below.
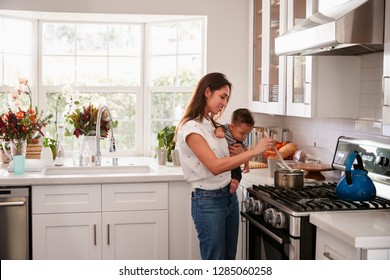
[16,111,25,120]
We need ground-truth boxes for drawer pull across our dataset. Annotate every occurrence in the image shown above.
[323,252,335,260]
[93,224,97,245]
[107,224,110,245]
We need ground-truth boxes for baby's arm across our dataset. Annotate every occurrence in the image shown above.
[215,126,225,138]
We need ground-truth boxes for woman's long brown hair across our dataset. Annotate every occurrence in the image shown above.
[175,72,232,138]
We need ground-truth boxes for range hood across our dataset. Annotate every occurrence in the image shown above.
[275,0,384,56]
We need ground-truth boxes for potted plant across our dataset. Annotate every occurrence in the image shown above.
[43,136,57,159]
[156,125,176,163]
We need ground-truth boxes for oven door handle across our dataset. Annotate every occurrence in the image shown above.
[240,211,290,245]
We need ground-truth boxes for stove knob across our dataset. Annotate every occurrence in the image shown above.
[245,197,255,212]
[253,200,264,215]
[264,208,275,224]
[375,156,389,167]
[271,210,286,228]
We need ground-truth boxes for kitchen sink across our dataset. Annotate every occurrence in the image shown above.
[44,164,155,176]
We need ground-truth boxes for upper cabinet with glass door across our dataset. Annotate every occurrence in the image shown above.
[249,0,287,115]
[285,0,314,117]
[284,0,361,118]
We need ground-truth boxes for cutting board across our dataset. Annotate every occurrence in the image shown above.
[292,163,333,171]
[292,163,333,180]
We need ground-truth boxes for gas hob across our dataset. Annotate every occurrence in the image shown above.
[247,182,390,217]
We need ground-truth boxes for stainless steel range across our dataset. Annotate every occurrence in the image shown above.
[240,136,390,260]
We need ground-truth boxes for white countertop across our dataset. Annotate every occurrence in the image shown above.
[3,157,390,250]
[310,211,390,249]
[0,157,185,186]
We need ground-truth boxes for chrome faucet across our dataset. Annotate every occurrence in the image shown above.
[95,105,116,166]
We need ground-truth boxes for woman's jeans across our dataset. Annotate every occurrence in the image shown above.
[191,185,239,260]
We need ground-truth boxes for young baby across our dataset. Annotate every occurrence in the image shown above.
[215,108,255,193]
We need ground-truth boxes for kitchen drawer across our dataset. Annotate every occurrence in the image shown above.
[102,182,168,211]
[316,228,362,260]
[32,184,101,214]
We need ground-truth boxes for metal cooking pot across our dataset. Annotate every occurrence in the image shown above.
[274,169,304,189]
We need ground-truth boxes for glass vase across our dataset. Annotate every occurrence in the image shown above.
[10,139,27,157]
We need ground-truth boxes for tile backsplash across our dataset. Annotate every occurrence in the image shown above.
[253,52,390,154]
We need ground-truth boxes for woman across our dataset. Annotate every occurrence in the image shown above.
[175,72,275,260]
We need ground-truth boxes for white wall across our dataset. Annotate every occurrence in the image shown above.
[0,0,251,122]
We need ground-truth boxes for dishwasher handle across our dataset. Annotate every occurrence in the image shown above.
[0,201,25,207]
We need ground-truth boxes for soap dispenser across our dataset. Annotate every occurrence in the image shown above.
[83,143,92,166]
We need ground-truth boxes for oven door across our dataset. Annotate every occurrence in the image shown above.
[241,211,297,260]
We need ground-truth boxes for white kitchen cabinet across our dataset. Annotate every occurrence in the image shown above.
[102,210,168,259]
[316,228,390,260]
[249,0,287,115]
[33,212,102,260]
[32,183,168,260]
[251,0,361,118]
[32,184,102,260]
[102,182,168,260]
[168,181,201,260]
[382,0,390,136]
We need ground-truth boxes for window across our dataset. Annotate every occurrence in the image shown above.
[37,16,205,156]
[0,17,33,110]
[0,14,205,156]
[41,22,142,153]
[147,20,204,154]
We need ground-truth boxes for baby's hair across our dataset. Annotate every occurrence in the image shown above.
[231,108,254,126]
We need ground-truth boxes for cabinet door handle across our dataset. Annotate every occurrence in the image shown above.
[383,76,390,107]
[323,252,335,260]
[107,224,110,245]
[93,224,97,246]
[304,82,311,105]
[260,84,268,103]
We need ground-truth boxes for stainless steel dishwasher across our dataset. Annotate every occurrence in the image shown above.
[0,186,30,260]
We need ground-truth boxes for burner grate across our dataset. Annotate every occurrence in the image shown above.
[251,182,390,212]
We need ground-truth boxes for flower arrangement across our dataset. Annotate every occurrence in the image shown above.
[65,103,117,138]
[0,77,53,144]
[0,107,52,142]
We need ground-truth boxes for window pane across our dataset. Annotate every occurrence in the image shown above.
[4,19,32,54]
[151,92,174,120]
[77,57,108,86]
[177,55,202,86]
[0,17,32,86]
[109,57,140,86]
[150,56,177,86]
[178,21,202,54]
[109,25,141,56]
[150,24,177,55]
[76,24,108,55]
[150,91,191,150]
[42,56,75,85]
[4,54,31,85]
[42,23,75,55]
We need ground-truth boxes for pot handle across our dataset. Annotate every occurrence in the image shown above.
[345,151,365,185]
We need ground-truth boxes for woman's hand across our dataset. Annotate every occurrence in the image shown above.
[254,137,275,155]
[228,143,244,156]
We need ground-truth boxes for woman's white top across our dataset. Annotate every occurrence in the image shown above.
[177,118,231,190]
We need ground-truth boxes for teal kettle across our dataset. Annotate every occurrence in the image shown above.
[335,151,376,201]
